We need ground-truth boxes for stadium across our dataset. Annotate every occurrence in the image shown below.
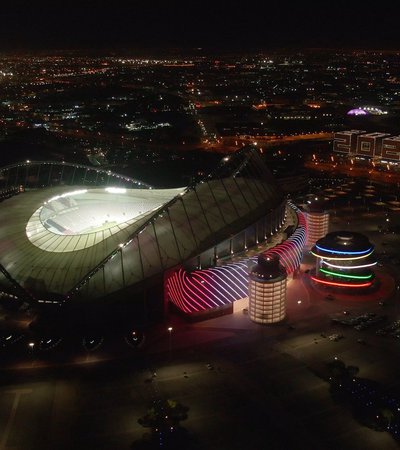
[0,147,306,321]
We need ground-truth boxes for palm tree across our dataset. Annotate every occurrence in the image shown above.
[138,399,188,434]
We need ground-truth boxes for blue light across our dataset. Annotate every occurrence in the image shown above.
[315,244,373,255]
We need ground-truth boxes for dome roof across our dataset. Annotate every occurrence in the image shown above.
[347,108,368,116]
[250,254,286,281]
[312,231,374,257]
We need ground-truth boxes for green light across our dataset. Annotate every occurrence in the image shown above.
[320,268,373,280]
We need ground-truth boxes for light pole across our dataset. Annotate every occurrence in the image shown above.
[167,327,173,358]
[28,342,35,361]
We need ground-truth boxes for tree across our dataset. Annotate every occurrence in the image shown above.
[379,407,395,429]
[138,399,188,434]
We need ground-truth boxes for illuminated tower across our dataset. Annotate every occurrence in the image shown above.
[303,198,329,249]
[310,231,376,291]
[249,254,287,324]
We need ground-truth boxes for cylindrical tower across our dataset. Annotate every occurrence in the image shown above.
[249,254,287,324]
[304,198,329,249]
[311,231,376,291]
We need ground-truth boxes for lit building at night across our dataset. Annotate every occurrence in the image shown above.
[347,108,369,116]
[333,130,400,162]
[166,203,306,317]
[303,199,329,249]
[248,254,287,324]
[310,231,376,291]
[0,148,306,320]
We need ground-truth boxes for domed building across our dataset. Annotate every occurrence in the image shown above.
[311,231,376,291]
[347,108,369,116]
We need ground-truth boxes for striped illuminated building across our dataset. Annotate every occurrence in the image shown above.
[248,254,287,324]
[311,231,376,291]
[166,203,306,317]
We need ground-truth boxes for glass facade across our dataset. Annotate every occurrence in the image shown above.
[248,278,287,324]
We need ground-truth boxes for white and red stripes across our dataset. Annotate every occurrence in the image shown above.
[166,204,306,314]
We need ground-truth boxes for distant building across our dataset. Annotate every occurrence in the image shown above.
[333,130,367,154]
[333,130,400,162]
[347,108,368,116]
[248,254,287,324]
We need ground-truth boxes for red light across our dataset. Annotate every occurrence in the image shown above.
[310,276,372,288]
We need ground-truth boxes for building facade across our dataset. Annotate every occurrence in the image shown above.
[248,254,287,324]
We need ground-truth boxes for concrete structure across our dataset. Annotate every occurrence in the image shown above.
[248,254,287,324]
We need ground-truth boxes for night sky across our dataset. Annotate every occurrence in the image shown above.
[1,0,400,52]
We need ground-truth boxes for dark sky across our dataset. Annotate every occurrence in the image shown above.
[1,0,399,53]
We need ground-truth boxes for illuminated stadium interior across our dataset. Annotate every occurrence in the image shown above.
[26,186,185,252]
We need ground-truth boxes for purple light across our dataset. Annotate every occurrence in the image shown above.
[347,108,368,116]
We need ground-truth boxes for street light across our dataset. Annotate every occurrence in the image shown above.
[28,342,35,359]
[167,327,173,357]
